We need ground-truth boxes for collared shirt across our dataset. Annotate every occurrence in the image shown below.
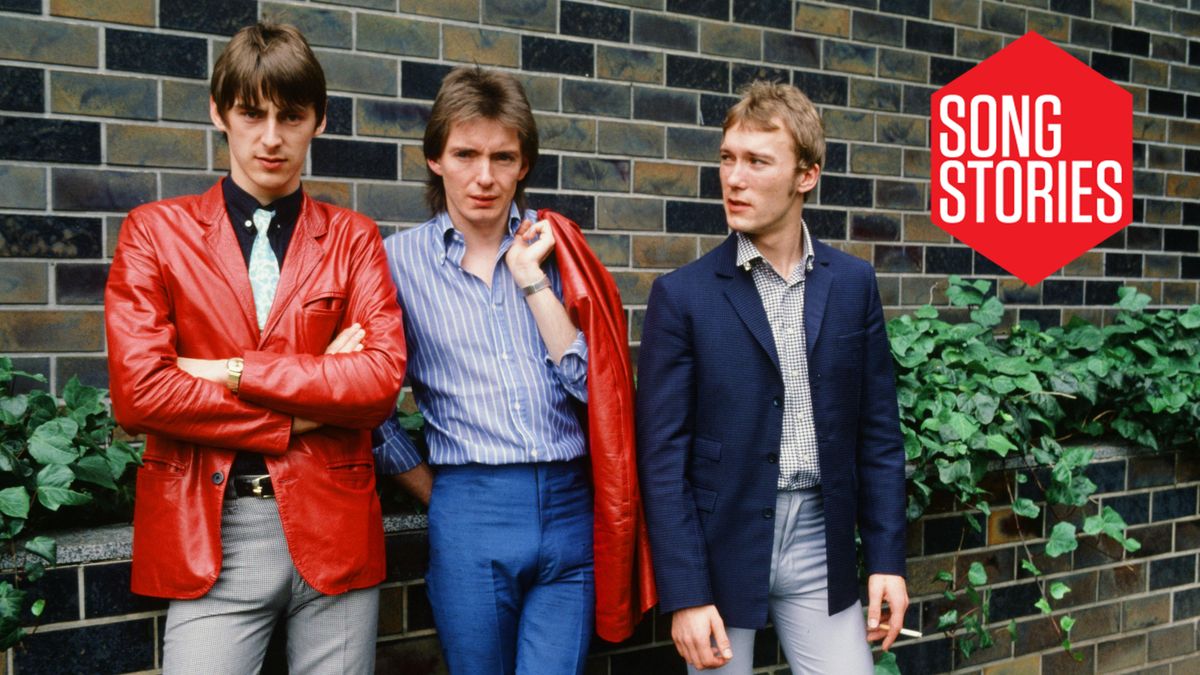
[735,221,820,490]
[373,205,589,473]
[221,176,302,269]
[221,176,303,476]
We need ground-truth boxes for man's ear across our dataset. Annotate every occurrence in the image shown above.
[427,157,445,177]
[796,163,821,195]
[313,103,327,137]
[209,98,229,133]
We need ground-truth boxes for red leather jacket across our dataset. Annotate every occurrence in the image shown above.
[543,210,657,642]
[106,182,405,599]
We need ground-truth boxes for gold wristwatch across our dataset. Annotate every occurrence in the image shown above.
[226,357,245,394]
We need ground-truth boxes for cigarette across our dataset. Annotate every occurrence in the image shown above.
[878,624,923,638]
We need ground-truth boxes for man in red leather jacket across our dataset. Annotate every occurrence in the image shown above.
[104,23,404,673]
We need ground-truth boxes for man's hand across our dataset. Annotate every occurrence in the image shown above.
[325,323,364,354]
[389,462,433,506]
[865,573,909,651]
[505,219,555,287]
[671,604,733,670]
[177,357,225,385]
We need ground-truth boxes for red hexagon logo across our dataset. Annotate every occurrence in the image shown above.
[931,32,1133,285]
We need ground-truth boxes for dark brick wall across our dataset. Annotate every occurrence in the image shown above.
[1,0,1197,393]
[9,446,1198,674]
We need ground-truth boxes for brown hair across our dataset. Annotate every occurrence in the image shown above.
[211,22,326,126]
[424,66,539,214]
[724,80,825,175]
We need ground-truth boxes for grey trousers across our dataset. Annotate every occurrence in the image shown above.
[689,488,874,675]
[161,495,379,675]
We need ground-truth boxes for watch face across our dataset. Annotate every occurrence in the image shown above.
[228,359,244,373]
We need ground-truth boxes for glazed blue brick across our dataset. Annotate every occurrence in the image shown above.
[876,180,924,209]
[160,0,256,36]
[905,21,954,55]
[0,116,100,164]
[1084,280,1122,305]
[563,80,631,118]
[402,61,454,100]
[668,0,729,20]
[52,169,155,212]
[1152,486,1197,522]
[883,0,929,17]
[973,252,1011,275]
[805,209,847,240]
[667,126,721,162]
[989,581,1042,621]
[700,166,721,199]
[1149,90,1185,116]
[324,96,352,136]
[793,71,848,106]
[1098,229,1125,249]
[1050,0,1092,17]
[902,84,934,116]
[764,32,820,68]
[732,64,789,91]
[528,192,595,229]
[1149,554,1196,590]
[733,0,791,29]
[84,562,167,618]
[666,200,726,234]
[633,13,697,52]
[1,567,78,623]
[850,213,900,241]
[700,93,738,127]
[930,57,975,85]
[925,246,973,274]
[1112,27,1150,56]
[17,620,155,675]
[522,36,593,77]
[1042,279,1084,305]
[0,0,39,11]
[873,246,920,273]
[1165,229,1199,252]
[981,3,1026,36]
[1070,20,1110,50]
[1187,150,1200,173]
[1018,309,1060,329]
[824,143,847,173]
[56,263,109,305]
[106,29,207,79]
[922,514,985,554]
[634,87,697,124]
[1126,226,1161,250]
[819,175,871,206]
[561,1,629,43]
[667,54,729,93]
[527,153,558,189]
[1105,253,1142,277]
[0,215,102,258]
[890,637,953,675]
[0,66,43,112]
[1185,256,1200,280]
[311,138,397,180]
[853,12,904,47]
[1092,52,1130,81]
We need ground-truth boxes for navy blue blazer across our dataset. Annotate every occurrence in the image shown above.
[636,233,907,629]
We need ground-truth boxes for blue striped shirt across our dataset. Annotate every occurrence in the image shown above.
[372,205,588,473]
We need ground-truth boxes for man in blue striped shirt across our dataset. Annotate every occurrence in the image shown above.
[373,67,594,674]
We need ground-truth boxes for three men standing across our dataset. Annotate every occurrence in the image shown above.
[637,82,910,673]
[105,24,404,673]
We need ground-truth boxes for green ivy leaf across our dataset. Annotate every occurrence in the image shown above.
[937,609,959,629]
[23,560,43,582]
[0,488,30,519]
[1049,582,1071,600]
[0,395,27,426]
[23,536,56,565]
[1179,306,1200,329]
[1034,597,1052,614]
[1116,287,1151,312]
[936,570,954,583]
[29,599,44,618]
[985,434,1017,457]
[73,455,117,489]
[1007,620,1017,639]
[36,487,91,512]
[967,561,988,587]
[36,463,74,489]
[1012,497,1040,519]
[971,296,1005,328]
[915,305,938,320]
[27,418,80,465]
[1020,559,1042,576]
[874,650,901,675]
[1045,522,1078,557]
[0,583,25,620]
[993,357,1034,376]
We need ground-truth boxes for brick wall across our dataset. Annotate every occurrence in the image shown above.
[1,0,1198,393]
[5,445,1197,673]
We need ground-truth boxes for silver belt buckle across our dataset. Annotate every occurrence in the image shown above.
[249,475,269,498]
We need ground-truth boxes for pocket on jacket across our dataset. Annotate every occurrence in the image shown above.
[140,455,186,476]
[327,461,374,490]
[304,290,347,312]
[692,437,722,461]
[692,486,717,513]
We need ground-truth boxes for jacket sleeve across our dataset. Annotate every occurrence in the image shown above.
[236,222,406,430]
[105,210,292,454]
[636,276,714,613]
[855,270,908,578]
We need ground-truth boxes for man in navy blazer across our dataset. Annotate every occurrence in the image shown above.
[637,81,909,673]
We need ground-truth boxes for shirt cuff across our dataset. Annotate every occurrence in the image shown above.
[371,415,423,475]
[548,330,588,403]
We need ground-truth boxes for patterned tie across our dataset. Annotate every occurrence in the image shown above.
[248,208,279,330]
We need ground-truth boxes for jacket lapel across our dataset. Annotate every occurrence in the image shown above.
[199,182,259,339]
[804,241,833,358]
[261,193,326,340]
[716,235,780,372]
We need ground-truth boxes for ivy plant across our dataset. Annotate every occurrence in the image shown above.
[888,277,1197,665]
[0,358,141,648]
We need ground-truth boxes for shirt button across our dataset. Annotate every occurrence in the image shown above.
[767,453,778,464]
[530,450,539,458]
[772,397,781,408]
[512,402,522,411]
[500,353,509,361]
[762,507,774,519]
[211,472,224,485]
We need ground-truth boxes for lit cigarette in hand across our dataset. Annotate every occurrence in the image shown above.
[878,624,923,638]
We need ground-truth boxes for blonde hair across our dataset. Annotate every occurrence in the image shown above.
[724,80,825,173]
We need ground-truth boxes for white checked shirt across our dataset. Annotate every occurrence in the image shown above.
[735,222,821,490]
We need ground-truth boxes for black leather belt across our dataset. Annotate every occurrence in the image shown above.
[227,474,275,499]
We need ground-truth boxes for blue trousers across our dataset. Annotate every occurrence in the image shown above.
[426,460,595,675]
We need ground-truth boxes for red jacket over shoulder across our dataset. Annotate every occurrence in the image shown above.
[542,210,657,642]
[106,181,405,599]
